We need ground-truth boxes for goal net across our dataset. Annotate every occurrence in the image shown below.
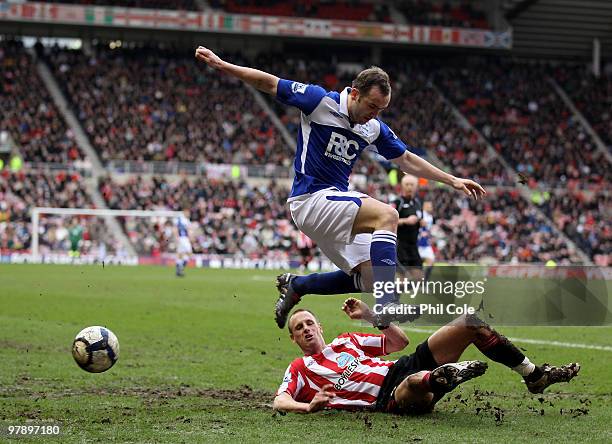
[30,207,183,264]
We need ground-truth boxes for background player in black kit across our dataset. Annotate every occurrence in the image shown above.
[393,174,425,279]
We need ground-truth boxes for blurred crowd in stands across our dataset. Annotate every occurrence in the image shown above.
[435,58,611,188]
[99,175,297,257]
[409,187,580,264]
[1,40,83,164]
[1,39,609,264]
[49,46,291,166]
[536,188,611,266]
[396,0,489,28]
[213,0,391,23]
[554,65,612,152]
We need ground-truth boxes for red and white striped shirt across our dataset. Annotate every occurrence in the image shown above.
[276,332,396,409]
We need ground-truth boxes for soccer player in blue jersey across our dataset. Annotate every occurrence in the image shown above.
[195,47,486,327]
[175,211,192,277]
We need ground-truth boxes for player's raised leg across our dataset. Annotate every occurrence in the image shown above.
[351,197,400,306]
[275,195,412,328]
[274,195,402,328]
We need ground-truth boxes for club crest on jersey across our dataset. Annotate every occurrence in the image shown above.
[334,353,361,390]
[336,352,354,368]
[291,82,308,94]
[325,132,359,165]
[354,121,376,140]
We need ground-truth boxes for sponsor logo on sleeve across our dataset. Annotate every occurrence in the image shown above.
[291,82,308,94]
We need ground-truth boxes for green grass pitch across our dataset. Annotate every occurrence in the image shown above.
[0,264,611,443]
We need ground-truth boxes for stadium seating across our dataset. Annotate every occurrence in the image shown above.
[214,0,391,23]
[384,65,511,186]
[538,189,611,266]
[434,58,611,187]
[96,173,587,263]
[48,46,291,166]
[554,65,612,152]
[433,58,610,263]
[353,181,578,264]
[35,0,201,11]
[3,39,608,264]
[0,40,84,164]
[396,0,489,28]
[98,175,298,257]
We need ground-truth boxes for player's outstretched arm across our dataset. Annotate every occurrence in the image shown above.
[273,385,335,413]
[396,151,486,200]
[195,46,280,96]
[342,298,409,353]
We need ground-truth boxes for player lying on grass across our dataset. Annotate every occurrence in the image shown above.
[273,298,580,414]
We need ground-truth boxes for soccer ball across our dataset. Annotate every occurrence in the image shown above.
[71,326,120,373]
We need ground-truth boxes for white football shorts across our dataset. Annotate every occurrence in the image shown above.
[418,245,435,262]
[289,189,371,273]
[177,237,193,254]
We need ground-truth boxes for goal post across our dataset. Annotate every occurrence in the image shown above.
[31,207,184,259]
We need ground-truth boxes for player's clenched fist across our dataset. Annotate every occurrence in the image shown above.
[195,46,225,70]
[307,384,335,413]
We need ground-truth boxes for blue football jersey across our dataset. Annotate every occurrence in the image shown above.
[276,79,410,198]
[176,216,190,238]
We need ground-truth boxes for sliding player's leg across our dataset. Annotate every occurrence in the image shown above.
[426,314,580,394]
[379,340,487,415]
[393,361,488,413]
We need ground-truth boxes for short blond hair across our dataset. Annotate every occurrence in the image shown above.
[288,309,318,333]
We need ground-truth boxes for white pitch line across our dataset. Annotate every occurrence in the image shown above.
[250,275,275,281]
[403,327,612,352]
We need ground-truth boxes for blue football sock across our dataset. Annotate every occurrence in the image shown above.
[292,270,361,296]
[370,230,398,306]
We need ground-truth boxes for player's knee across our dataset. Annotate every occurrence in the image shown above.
[377,206,399,230]
[457,313,488,329]
[406,370,430,388]
[457,313,495,344]
[395,372,435,412]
